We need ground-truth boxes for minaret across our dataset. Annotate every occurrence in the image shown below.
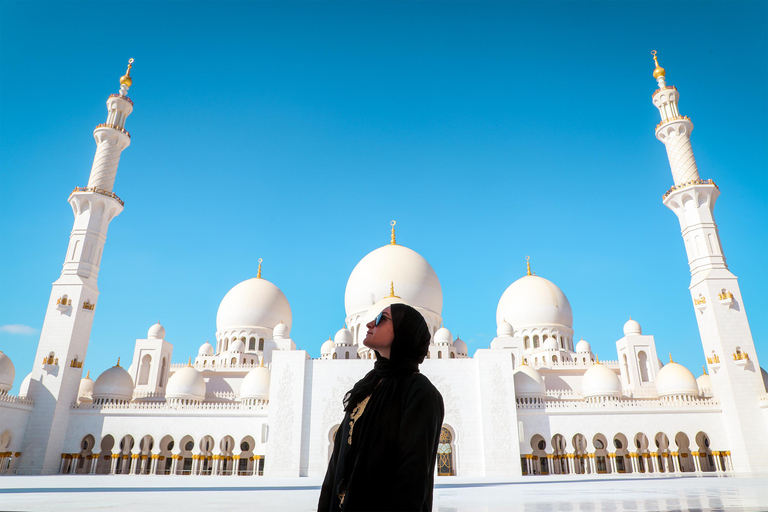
[652,52,767,472]
[18,60,135,474]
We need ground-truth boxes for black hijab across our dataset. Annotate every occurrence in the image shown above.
[343,303,431,411]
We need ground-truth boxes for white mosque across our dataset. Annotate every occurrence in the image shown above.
[0,54,766,479]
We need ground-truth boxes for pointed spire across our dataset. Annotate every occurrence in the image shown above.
[669,352,674,364]
[526,255,532,276]
[390,220,397,245]
[187,357,192,367]
[257,258,263,279]
[386,281,401,299]
[702,365,708,375]
[116,357,121,367]
[595,355,600,364]
[119,58,134,95]
[86,370,90,379]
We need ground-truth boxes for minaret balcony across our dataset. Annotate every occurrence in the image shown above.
[655,114,691,130]
[693,294,707,312]
[718,291,734,306]
[70,187,124,206]
[56,297,72,312]
[662,179,718,200]
[94,123,130,138]
[108,93,133,106]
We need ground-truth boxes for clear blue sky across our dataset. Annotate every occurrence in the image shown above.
[1,1,766,392]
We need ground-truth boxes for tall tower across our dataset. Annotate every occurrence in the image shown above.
[652,52,767,472]
[18,60,135,474]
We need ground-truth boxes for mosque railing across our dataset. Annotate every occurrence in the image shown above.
[71,399,269,412]
[0,393,34,406]
[656,114,691,129]
[516,396,720,411]
[70,187,125,206]
[108,93,133,106]
[662,179,718,200]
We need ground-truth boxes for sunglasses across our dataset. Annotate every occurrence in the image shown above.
[374,312,390,326]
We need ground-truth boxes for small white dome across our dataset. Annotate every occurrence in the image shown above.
[240,366,270,400]
[513,365,546,398]
[93,364,134,402]
[321,338,336,355]
[0,351,16,393]
[198,341,214,356]
[148,322,166,339]
[582,363,622,399]
[434,327,452,345]
[345,243,443,317]
[217,277,292,333]
[497,321,514,337]
[274,321,290,339]
[623,318,642,336]
[543,337,558,350]
[696,372,712,398]
[453,337,468,355]
[166,366,206,402]
[334,327,353,346]
[656,362,698,398]
[575,338,592,353]
[497,275,573,331]
[78,373,94,403]
[18,373,32,398]
[230,339,245,353]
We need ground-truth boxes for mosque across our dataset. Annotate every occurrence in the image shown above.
[0,54,766,479]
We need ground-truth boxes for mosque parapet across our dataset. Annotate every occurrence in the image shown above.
[516,396,721,411]
[71,398,268,411]
[0,393,34,407]
[662,178,718,200]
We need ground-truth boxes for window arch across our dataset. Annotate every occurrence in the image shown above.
[533,335,539,348]
[524,336,530,349]
[138,354,152,386]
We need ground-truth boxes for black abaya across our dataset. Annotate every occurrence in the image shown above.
[318,304,445,512]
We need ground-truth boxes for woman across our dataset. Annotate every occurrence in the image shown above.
[318,303,445,512]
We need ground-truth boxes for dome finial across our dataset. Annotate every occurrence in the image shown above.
[86,370,90,379]
[526,255,532,276]
[257,258,263,279]
[702,365,708,375]
[390,220,397,245]
[669,352,674,364]
[116,357,121,367]
[386,281,401,299]
[595,355,600,364]
[187,357,192,367]
[651,50,666,80]
[119,58,134,88]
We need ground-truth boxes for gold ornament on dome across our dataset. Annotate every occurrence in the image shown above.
[120,58,134,87]
[651,51,665,79]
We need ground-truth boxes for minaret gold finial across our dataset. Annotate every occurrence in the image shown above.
[116,357,121,367]
[526,256,532,276]
[257,258,263,279]
[651,50,666,79]
[86,370,90,379]
[390,220,397,245]
[386,281,401,299]
[120,58,134,87]
[702,365,708,375]
[669,352,674,364]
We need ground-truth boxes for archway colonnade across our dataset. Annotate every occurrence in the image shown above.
[58,433,265,476]
[521,430,732,476]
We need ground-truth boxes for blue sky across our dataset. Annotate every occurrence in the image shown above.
[1,1,766,392]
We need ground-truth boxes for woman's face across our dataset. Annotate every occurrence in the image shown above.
[363,306,394,358]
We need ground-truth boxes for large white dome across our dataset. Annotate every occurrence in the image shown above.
[93,364,134,402]
[345,244,442,317]
[513,365,546,398]
[166,366,206,402]
[582,363,622,399]
[0,351,15,393]
[240,366,271,400]
[496,275,573,331]
[216,277,292,333]
[656,362,698,398]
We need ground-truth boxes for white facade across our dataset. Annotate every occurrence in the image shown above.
[1,55,767,480]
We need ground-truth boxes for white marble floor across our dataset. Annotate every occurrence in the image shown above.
[1,473,767,511]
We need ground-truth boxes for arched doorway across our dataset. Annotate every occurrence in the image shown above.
[158,435,174,475]
[675,432,694,472]
[96,435,114,474]
[634,433,650,473]
[77,434,96,474]
[613,433,629,473]
[572,433,588,474]
[437,426,455,476]
[551,434,568,474]
[695,431,715,472]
